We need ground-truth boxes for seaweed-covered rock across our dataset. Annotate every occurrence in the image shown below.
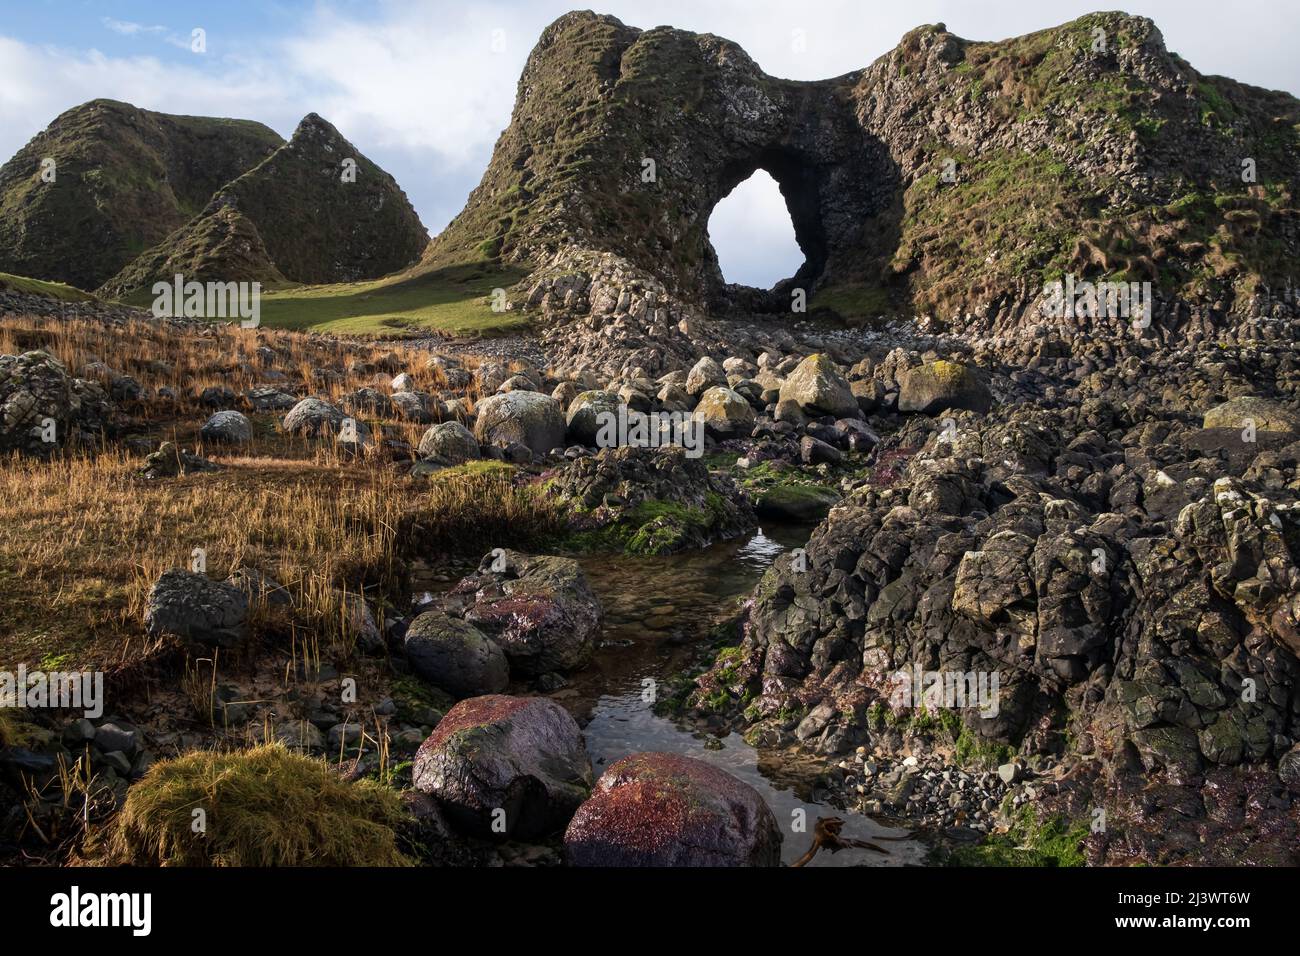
[442,550,602,676]
[564,752,782,866]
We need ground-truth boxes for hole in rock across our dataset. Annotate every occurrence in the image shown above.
[707,169,804,290]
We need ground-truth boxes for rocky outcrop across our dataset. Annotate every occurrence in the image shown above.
[698,381,1300,859]
[0,349,116,455]
[427,10,1300,350]
[564,752,782,866]
[546,445,755,554]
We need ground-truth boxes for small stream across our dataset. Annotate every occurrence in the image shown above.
[558,526,924,867]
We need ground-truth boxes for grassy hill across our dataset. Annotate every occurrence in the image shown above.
[103,260,530,337]
[0,99,283,290]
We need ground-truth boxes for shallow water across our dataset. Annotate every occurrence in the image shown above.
[563,526,924,867]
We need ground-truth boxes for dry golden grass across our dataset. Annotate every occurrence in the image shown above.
[0,451,407,670]
[0,313,553,674]
[0,314,485,426]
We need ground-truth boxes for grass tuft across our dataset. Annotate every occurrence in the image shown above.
[103,743,413,866]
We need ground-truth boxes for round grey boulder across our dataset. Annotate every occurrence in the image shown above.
[404,611,509,697]
[565,390,623,447]
[418,421,480,462]
[473,391,565,453]
[200,410,252,444]
[282,397,345,437]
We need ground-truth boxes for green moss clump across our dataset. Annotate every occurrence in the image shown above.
[940,805,1088,867]
[105,744,414,866]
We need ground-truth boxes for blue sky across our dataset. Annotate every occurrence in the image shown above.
[3,1,1298,287]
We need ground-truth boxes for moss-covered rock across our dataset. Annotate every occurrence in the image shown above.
[897,360,992,414]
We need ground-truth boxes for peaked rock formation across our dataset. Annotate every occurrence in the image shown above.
[0,99,283,290]
[102,113,429,297]
[431,11,1300,334]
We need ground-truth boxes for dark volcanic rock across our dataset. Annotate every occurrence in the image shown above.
[564,752,782,867]
[412,694,593,839]
[404,610,509,697]
[144,569,249,648]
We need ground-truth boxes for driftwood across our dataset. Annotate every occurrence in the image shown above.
[790,816,910,867]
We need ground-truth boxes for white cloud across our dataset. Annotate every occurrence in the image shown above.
[100,18,167,37]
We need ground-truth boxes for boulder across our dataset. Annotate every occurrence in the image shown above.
[443,550,601,676]
[564,752,782,866]
[418,421,480,462]
[473,391,565,453]
[282,397,346,437]
[685,356,726,397]
[200,410,252,444]
[0,349,114,454]
[778,354,858,418]
[693,386,755,437]
[404,611,510,697]
[413,694,592,838]
[897,360,991,414]
[1202,396,1300,438]
[144,569,249,648]
[565,390,623,447]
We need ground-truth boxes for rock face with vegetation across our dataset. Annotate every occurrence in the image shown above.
[0,99,283,290]
[102,113,428,297]
[430,9,1300,355]
[547,445,754,555]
